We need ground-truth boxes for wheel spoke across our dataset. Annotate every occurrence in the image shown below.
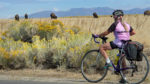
[81,50,108,83]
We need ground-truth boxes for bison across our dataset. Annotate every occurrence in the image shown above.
[93,12,98,18]
[144,10,150,16]
[25,13,28,19]
[50,13,57,19]
[15,14,19,21]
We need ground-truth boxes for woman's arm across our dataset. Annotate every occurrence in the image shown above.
[98,23,115,37]
[130,29,136,36]
[99,30,110,37]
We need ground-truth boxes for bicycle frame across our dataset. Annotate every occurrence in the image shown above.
[92,34,134,72]
[110,43,134,72]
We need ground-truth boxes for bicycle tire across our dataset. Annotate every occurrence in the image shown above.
[119,53,149,84]
[81,50,108,83]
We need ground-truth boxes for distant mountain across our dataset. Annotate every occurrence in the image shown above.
[124,8,149,14]
[27,7,150,18]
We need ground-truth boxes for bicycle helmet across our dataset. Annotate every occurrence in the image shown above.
[112,10,124,16]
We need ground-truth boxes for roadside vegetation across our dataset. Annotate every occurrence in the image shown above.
[0,14,149,70]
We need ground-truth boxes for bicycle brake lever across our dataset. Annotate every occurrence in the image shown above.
[101,37,108,44]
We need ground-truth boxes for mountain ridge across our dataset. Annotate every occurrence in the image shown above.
[27,7,150,18]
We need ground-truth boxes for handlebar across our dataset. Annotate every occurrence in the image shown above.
[92,34,108,44]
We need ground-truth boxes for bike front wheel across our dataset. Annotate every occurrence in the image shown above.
[119,53,149,84]
[81,50,108,83]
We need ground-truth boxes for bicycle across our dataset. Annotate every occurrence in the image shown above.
[81,34,149,84]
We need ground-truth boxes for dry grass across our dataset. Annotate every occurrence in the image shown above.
[0,15,150,58]
[1,14,149,47]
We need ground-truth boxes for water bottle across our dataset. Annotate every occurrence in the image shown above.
[114,53,120,65]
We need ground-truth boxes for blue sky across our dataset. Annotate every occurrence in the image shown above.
[0,0,150,19]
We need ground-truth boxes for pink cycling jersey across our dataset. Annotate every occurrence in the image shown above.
[113,22,130,47]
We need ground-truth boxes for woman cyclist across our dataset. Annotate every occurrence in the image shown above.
[97,10,136,83]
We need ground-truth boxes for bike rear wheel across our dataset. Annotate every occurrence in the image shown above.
[81,50,108,83]
[119,53,149,84]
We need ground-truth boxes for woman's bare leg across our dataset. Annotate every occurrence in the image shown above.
[99,42,112,61]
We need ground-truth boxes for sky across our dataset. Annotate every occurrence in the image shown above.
[0,0,150,19]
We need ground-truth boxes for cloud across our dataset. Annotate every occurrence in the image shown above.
[53,8,59,11]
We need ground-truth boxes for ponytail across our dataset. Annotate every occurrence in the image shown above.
[115,17,129,32]
[121,22,129,32]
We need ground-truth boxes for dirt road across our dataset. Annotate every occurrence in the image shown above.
[0,74,121,84]
[0,69,149,84]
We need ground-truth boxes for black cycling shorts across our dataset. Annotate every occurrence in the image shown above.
[110,41,119,49]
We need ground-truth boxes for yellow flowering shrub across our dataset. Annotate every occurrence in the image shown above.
[51,20,64,27]
[65,29,75,35]
[0,19,113,70]
[6,20,37,43]
[70,25,80,34]
[0,46,26,69]
[36,20,64,40]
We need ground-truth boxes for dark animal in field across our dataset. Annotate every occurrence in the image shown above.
[15,14,19,21]
[50,13,57,19]
[93,12,98,18]
[144,10,150,16]
[25,13,28,19]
